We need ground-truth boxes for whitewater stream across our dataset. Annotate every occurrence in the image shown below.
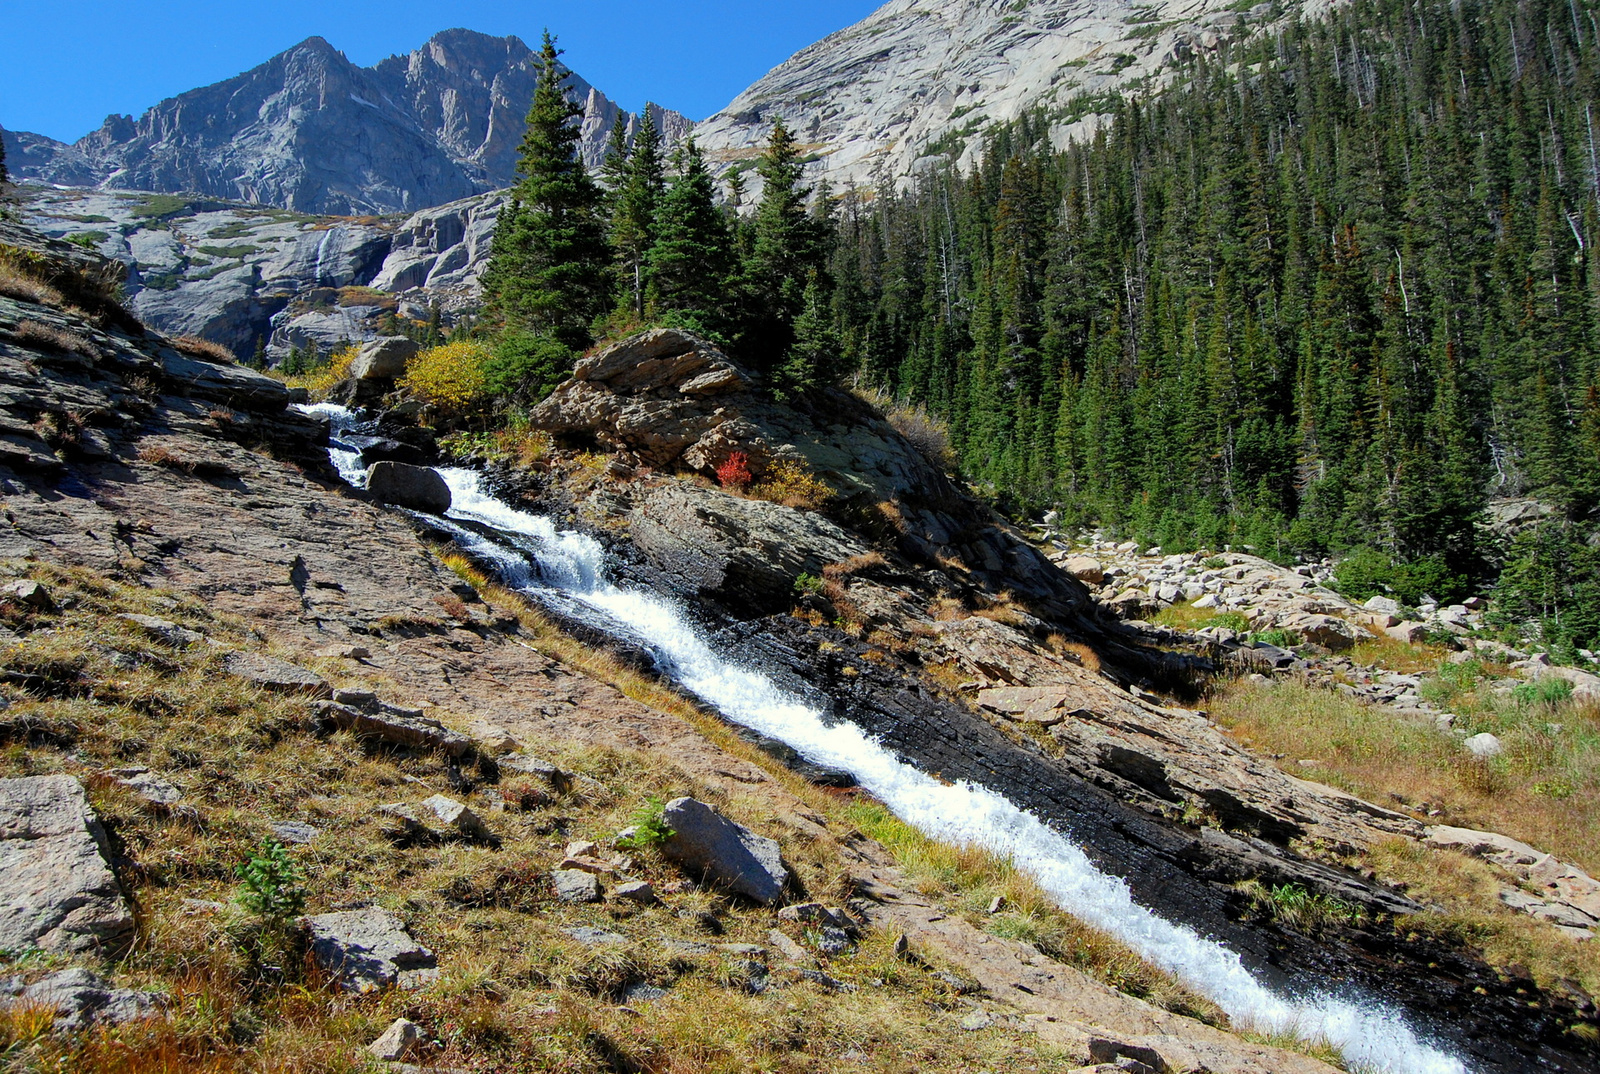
[304,404,1469,1074]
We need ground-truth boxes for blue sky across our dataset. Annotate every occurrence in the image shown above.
[0,1,882,142]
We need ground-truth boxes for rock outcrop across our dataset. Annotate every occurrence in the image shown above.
[0,775,134,953]
[6,31,688,216]
[0,968,161,1030]
[533,329,1098,626]
[696,0,1291,194]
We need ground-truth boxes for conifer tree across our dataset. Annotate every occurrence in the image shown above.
[609,107,664,315]
[774,272,843,399]
[482,30,612,350]
[598,120,630,203]
[740,118,819,365]
[647,137,733,333]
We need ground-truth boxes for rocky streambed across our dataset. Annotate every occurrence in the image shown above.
[326,329,1597,1073]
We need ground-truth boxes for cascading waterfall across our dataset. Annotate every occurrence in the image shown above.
[303,404,1469,1074]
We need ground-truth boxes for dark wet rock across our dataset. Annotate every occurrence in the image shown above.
[367,461,451,514]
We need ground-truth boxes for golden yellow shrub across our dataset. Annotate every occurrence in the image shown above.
[750,458,833,511]
[399,340,493,413]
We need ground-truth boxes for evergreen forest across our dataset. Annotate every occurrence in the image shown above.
[820,0,1600,648]
[473,4,1600,651]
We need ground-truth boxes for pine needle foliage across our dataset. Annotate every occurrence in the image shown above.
[482,30,612,350]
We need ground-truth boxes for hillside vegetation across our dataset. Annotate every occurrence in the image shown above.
[820,0,1600,651]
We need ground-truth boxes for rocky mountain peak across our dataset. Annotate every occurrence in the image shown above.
[3,29,688,216]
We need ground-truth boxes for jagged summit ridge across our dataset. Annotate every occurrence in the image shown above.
[694,0,1321,190]
[4,29,689,216]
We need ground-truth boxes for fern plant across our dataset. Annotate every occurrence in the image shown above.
[616,796,675,849]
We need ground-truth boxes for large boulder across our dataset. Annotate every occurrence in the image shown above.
[349,336,419,380]
[0,775,135,953]
[661,797,788,905]
[366,461,451,514]
[1283,613,1369,651]
[304,908,439,993]
[530,329,754,468]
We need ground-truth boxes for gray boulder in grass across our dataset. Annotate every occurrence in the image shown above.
[660,797,788,905]
[304,908,439,993]
[0,775,135,953]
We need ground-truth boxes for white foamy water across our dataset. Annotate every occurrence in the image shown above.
[298,404,1468,1073]
[298,402,369,486]
[432,467,1466,1074]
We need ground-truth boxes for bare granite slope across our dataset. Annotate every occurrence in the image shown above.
[695,0,1333,191]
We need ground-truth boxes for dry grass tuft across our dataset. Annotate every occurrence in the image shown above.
[12,319,97,358]
[882,403,956,473]
[31,410,84,449]
[822,552,889,581]
[0,262,65,307]
[1046,636,1101,672]
[973,590,1033,628]
[173,335,236,364]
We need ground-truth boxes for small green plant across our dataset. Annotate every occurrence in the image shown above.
[1511,678,1573,709]
[794,572,825,595]
[1202,610,1252,633]
[1252,629,1295,649]
[1202,556,1228,569]
[236,838,307,922]
[1239,880,1364,931]
[616,796,675,849]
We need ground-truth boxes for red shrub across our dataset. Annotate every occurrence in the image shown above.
[716,451,752,490]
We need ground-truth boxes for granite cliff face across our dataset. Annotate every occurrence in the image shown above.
[694,0,1323,191]
[5,30,688,215]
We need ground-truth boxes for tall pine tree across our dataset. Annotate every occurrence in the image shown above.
[739,118,820,367]
[647,137,733,335]
[482,31,612,350]
[609,107,665,316]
